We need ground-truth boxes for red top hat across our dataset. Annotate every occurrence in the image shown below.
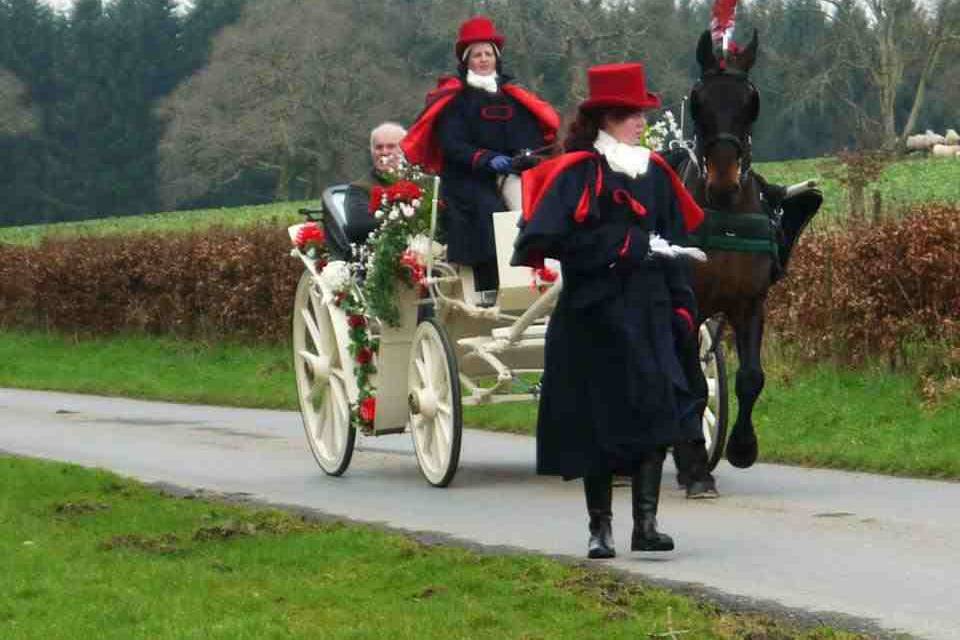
[579,63,661,112]
[455,16,505,60]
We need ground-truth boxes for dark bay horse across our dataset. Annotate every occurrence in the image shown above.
[675,30,822,478]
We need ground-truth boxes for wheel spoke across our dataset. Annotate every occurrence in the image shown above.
[434,418,451,462]
[309,289,338,359]
[704,406,717,428]
[420,340,434,385]
[329,381,346,453]
[420,415,434,453]
[703,428,714,451]
[319,395,334,454]
[706,378,718,399]
[699,331,713,357]
[300,309,323,355]
[415,358,429,389]
[428,340,445,383]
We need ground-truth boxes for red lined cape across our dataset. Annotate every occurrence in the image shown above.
[521,151,704,233]
[401,77,560,175]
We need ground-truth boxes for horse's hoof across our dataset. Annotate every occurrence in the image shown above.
[685,476,719,499]
[726,436,758,469]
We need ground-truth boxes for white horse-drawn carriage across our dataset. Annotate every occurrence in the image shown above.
[288,176,728,487]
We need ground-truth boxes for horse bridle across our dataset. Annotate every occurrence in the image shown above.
[689,69,759,181]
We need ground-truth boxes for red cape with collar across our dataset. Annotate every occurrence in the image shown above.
[521,150,705,233]
[401,77,560,175]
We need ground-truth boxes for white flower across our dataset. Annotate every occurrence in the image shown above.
[374,210,384,219]
[401,203,414,218]
[388,211,399,221]
[321,260,353,292]
[406,234,432,259]
[411,199,421,209]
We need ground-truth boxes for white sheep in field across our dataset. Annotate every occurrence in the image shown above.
[925,129,947,145]
[907,134,932,150]
[945,129,960,145]
[931,144,957,157]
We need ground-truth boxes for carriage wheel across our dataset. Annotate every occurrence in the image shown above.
[292,270,356,476]
[700,317,729,471]
[408,318,463,487]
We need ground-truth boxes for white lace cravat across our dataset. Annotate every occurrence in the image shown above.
[593,129,650,178]
[466,70,499,94]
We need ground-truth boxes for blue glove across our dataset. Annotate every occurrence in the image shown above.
[488,155,512,173]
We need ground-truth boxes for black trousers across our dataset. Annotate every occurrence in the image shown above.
[472,260,499,292]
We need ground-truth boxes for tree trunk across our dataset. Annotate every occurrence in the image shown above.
[275,155,290,201]
[872,5,904,148]
[900,39,946,147]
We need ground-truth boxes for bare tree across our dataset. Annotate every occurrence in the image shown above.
[157,0,426,208]
[0,68,36,137]
[900,0,960,144]
[822,0,960,148]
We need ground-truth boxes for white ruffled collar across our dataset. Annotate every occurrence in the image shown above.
[593,129,650,178]
[466,70,499,94]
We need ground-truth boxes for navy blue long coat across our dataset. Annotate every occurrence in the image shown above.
[512,153,702,478]
[436,81,548,265]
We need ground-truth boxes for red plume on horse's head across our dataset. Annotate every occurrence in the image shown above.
[710,0,738,60]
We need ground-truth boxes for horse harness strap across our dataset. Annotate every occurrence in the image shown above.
[688,208,779,259]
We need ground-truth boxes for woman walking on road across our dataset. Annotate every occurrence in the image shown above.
[511,63,706,557]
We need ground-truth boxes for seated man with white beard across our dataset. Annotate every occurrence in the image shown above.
[342,122,407,246]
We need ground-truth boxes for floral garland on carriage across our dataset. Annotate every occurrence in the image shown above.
[290,159,437,434]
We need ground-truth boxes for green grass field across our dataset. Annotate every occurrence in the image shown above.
[1,155,956,246]
[755,155,960,228]
[1,329,957,480]
[0,202,304,246]
[0,331,296,409]
[0,455,865,639]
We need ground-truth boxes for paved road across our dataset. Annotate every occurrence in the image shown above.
[2,388,958,639]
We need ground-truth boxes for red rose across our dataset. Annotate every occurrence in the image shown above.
[348,314,367,328]
[399,250,426,287]
[356,347,373,365]
[295,222,325,249]
[368,186,386,214]
[386,180,422,203]
[359,396,376,424]
[536,266,558,283]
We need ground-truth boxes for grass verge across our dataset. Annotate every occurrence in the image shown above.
[0,454,867,639]
[0,331,296,410]
[1,328,957,479]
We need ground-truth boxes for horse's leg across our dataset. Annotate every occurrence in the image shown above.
[671,317,719,498]
[726,303,765,469]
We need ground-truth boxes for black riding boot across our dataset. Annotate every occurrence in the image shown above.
[583,474,615,559]
[631,452,675,552]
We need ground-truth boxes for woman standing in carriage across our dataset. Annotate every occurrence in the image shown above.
[512,63,707,557]
[401,15,560,304]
